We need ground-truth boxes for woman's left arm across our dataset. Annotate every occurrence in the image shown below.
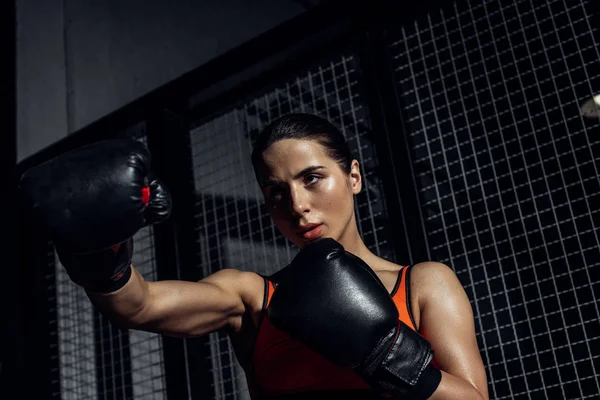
[412,262,489,400]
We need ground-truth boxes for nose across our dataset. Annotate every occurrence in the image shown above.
[289,184,310,217]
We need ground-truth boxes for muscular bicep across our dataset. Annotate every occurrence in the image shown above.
[414,262,489,398]
[134,268,263,337]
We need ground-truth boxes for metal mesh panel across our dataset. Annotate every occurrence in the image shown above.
[190,52,394,399]
[129,227,167,400]
[55,249,98,400]
[389,0,599,398]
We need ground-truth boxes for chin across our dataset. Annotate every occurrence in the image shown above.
[286,226,340,248]
[304,234,339,247]
[294,236,323,249]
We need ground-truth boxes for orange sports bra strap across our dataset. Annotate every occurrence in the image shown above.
[265,280,276,308]
[398,266,409,300]
[392,266,418,332]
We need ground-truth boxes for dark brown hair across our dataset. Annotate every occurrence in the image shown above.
[251,113,353,178]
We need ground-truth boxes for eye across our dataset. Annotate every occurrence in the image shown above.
[304,174,321,185]
[268,187,286,202]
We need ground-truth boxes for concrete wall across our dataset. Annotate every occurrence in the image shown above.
[16,0,307,162]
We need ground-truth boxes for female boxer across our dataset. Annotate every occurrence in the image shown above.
[21,113,488,399]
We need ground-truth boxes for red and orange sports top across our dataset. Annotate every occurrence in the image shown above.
[245,265,417,399]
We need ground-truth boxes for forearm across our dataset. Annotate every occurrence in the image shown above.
[86,265,150,328]
[427,371,487,400]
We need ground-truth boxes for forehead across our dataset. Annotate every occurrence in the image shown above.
[259,139,333,176]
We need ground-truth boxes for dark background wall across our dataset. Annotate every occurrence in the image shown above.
[8,0,600,399]
[16,0,311,162]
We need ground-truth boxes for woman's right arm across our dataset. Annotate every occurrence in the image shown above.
[87,265,265,337]
[20,139,264,338]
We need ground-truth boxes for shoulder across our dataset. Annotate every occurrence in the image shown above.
[204,269,267,332]
[203,268,265,287]
[409,261,464,306]
[410,261,456,281]
[202,269,265,306]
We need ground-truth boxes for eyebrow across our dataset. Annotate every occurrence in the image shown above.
[261,165,326,188]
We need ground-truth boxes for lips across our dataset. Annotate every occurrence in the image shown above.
[297,224,324,240]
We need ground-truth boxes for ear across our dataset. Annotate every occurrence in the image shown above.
[349,160,362,194]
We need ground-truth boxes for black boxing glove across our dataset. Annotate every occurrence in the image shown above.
[267,238,441,399]
[20,138,171,292]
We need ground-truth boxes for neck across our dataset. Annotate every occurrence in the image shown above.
[345,238,376,264]
[336,219,377,266]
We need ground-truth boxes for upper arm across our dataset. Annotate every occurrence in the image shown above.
[137,268,264,337]
[412,262,489,399]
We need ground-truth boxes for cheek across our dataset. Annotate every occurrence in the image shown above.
[316,178,351,211]
[268,203,295,233]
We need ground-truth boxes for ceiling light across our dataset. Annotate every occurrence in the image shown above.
[580,93,600,118]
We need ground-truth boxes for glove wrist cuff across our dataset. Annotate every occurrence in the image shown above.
[357,322,440,399]
[408,363,442,400]
[57,238,134,293]
[75,263,132,293]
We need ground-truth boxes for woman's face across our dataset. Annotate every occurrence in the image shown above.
[257,138,361,248]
